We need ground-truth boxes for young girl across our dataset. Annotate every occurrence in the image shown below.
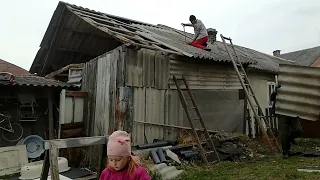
[100,130,151,180]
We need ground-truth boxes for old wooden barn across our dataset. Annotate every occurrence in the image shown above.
[30,1,289,145]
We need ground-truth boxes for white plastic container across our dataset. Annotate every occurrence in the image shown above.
[19,157,70,180]
[34,174,72,180]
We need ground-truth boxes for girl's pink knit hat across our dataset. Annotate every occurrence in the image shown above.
[107,130,131,156]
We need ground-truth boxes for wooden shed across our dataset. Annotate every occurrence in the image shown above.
[30,2,292,144]
[81,45,249,145]
[0,75,76,147]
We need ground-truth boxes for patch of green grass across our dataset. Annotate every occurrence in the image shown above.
[149,170,162,180]
[0,173,19,180]
[174,157,320,180]
[174,138,320,180]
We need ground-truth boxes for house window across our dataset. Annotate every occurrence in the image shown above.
[267,82,277,107]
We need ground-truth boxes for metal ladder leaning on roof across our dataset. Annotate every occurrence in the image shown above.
[173,75,220,164]
[220,34,282,154]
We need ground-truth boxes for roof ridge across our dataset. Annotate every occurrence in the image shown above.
[281,45,320,55]
[60,1,157,27]
[233,45,295,64]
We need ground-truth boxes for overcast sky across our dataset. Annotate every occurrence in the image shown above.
[1,0,320,70]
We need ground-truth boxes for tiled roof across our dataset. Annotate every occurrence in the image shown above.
[0,75,73,88]
[31,1,295,75]
[0,59,31,75]
[279,46,320,66]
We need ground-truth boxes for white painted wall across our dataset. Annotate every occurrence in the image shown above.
[246,70,276,137]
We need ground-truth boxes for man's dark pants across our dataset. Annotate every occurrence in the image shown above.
[278,115,302,155]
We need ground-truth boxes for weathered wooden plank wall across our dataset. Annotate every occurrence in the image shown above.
[94,54,111,136]
[81,46,122,136]
[81,46,123,169]
[116,87,133,132]
[107,47,119,134]
[82,46,245,146]
[81,59,98,136]
[125,48,169,89]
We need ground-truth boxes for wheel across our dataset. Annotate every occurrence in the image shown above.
[2,123,23,142]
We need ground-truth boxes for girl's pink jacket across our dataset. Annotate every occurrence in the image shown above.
[99,166,151,180]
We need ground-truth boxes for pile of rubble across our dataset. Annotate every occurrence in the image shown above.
[133,132,265,179]
[210,132,257,162]
[171,131,263,162]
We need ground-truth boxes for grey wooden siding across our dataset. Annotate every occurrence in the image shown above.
[125,48,169,89]
[81,47,121,136]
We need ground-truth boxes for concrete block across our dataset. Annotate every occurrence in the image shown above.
[151,163,183,180]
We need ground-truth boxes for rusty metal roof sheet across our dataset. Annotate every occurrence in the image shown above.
[0,75,73,88]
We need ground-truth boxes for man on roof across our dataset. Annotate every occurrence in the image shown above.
[182,15,208,50]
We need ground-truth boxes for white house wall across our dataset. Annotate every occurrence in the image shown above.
[247,71,276,137]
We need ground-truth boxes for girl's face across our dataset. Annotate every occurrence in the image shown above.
[108,156,130,171]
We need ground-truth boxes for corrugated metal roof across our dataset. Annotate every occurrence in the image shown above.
[31,1,295,75]
[0,75,73,88]
[134,24,254,64]
[235,46,294,73]
[144,25,295,73]
[70,1,296,71]
[276,64,320,121]
[280,46,320,66]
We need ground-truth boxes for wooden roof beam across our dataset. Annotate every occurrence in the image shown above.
[45,63,84,79]
[72,10,139,32]
[68,6,141,31]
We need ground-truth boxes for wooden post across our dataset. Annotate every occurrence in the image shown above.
[48,91,54,140]
[49,143,60,180]
[40,136,107,180]
[40,151,50,180]
[247,109,252,138]
[242,91,248,136]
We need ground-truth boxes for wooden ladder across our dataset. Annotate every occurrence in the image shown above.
[220,34,282,154]
[173,75,220,164]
